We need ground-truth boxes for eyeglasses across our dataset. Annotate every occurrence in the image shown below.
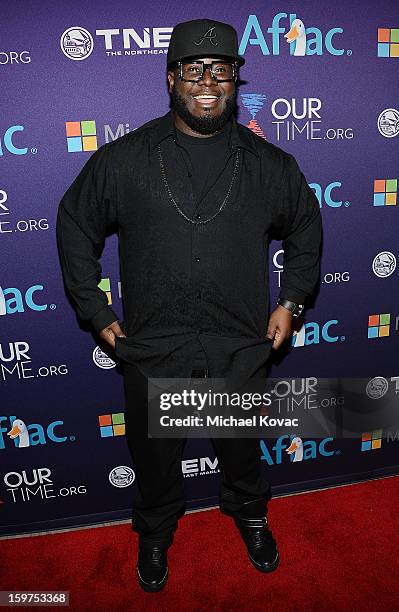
[177,60,237,83]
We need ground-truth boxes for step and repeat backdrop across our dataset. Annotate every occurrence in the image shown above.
[1,1,398,535]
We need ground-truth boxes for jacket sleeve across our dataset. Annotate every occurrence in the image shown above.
[271,152,323,305]
[56,143,120,334]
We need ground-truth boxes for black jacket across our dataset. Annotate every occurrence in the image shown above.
[56,109,322,380]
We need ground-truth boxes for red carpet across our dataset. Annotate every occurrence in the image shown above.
[1,476,398,611]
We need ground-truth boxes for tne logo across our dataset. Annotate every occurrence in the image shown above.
[260,434,337,465]
[0,416,72,450]
[0,284,53,316]
[239,13,348,57]
[292,319,345,347]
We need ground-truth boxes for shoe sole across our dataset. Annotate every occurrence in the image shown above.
[248,550,280,573]
[136,566,168,592]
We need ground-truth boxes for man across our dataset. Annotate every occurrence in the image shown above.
[56,18,322,592]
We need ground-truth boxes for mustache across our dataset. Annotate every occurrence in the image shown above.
[168,83,238,135]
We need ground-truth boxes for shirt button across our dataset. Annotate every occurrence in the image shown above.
[196,214,201,219]
[194,257,201,263]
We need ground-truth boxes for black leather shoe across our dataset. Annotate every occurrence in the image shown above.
[136,538,169,592]
[234,515,279,572]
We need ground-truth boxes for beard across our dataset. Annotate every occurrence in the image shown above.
[170,86,237,135]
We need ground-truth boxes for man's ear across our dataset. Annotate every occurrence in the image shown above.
[167,71,174,94]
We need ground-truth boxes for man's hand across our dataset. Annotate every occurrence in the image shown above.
[266,305,293,350]
[98,320,127,349]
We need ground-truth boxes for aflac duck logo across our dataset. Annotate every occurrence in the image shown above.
[239,13,349,57]
[1,416,72,449]
[7,419,31,448]
[286,436,307,461]
[284,19,307,56]
[260,434,337,465]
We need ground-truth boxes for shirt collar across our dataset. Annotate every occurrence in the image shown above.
[152,109,259,158]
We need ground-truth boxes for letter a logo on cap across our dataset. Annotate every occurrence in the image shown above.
[194,26,218,46]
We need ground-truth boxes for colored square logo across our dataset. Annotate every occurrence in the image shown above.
[378,29,390,43]
[66,120,98,152]
[81,120,96,136]
[66,122,81,137]
[83,136,97,151]
[378,28,399,57]
[99,414,112,426]
[361,429,382,451]
[99,412,125,437]
[368,313,391,338]
[98,277,112,305]
[373,179,397,206]
[367,326,379,339]
[368,314,379,327]
[67,137,83,153]
[373,192,385,206]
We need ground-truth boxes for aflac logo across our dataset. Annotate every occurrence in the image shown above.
[260,434,337,465]
[0,284,54,316]
[239,13,348,57]
[1,416,73,450]
[292,319,345,347]
[0,125,37,157]
[309,181,350,208]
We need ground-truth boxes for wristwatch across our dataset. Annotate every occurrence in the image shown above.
[277,298,304,318]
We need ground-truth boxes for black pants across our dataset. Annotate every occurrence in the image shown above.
[122,361,272,541]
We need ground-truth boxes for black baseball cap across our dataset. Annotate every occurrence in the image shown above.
[167,19,245,68]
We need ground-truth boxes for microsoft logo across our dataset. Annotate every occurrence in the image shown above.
[98,277,112,304]
[377,28,399,57]
[66,120,97,152]
[373,179,397,206]
[99,413,125,437]
[368,313,390,338]
[361,429,382,451]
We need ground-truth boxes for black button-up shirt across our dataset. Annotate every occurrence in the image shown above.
[56,109,322,381]
[174,119,231,368]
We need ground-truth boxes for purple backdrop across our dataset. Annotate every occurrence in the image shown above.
[1,0,398,535]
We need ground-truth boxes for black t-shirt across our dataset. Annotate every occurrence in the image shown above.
[174,121,230,204]
[174,122,230,368]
